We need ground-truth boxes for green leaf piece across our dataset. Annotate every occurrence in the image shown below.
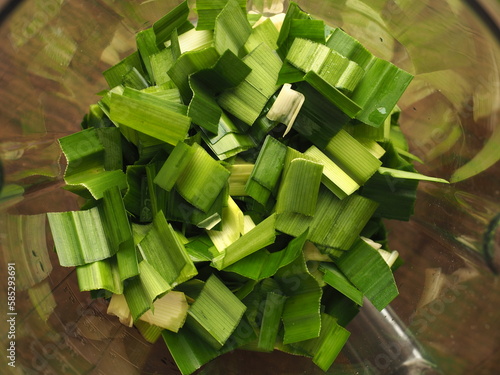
[336,238,399,311]
[153,1,192,46]
[47,207,115,267]
[258,292,288,351]
[304,145,360,199]
[213,0,252,56]
[138,211,197,287]
[124,260,172,321]
[109,93,191,146]
[173,143,231,212]
[187,274,247,348]
[276,158,323,216]
[319,263,363,306]
[324,129,382,185]
[296,313,351,371]
[195,0,247,31]
[218,43,282,126]
[76,256,123,294]
[212,213,277,270]
[245,135,287,205]
[275,252,322,344]
[103,51,147,89]
[224,227,308,281]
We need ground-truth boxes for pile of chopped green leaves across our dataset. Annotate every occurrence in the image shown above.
[47,1,448,373]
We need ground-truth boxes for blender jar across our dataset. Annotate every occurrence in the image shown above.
[0,0,499,374]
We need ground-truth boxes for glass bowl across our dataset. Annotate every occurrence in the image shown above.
[0,0,499,374]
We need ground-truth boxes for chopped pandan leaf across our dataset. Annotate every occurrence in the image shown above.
[186,274,247,348]
[218,42,282,126]
[323,289,360,327]
[107,293,133,327]
[108,92,190,146]
[285,37,330,73]
[326,28,374,70]
[245,135,287,206]
[241,278,282,332]
[349,57,413,128]
[276,186,378,253]
[96,127,123,171]
[63,170,127,201]
[213,0,252,55]
[185,235,217,262]
[101,186,138,280]
[47,207,116,267]
[223,227,308,280]
[145,162,169,220]
[303,71,361,118]
[266,83,305,136]
[356,138,386,159]
[81,104,112,129]
[277,60,305,85]
[201,118,256,160]
[153,0,192,46]
[244,17,279,53]
[178,28,214,53]
[136,27,161,82]
[360,172,419,221]
[76,256,123,294]
[191,50,252,95]
[292,82,350,149]
[163,314,256,375]
[188,77,221,134]
[325,27,414,128]
[318,263,363,306]
[208,196,244,252]
[195,0,247,31]
[163,322,219,375]
[323,129,382,185]
[149,48,176,86]
[124,260,172,321]
[257,292,288,351]
[163,186,225,230]
[121,86,187,115]
[185,50,252,133]
[121,67,150,90]
[138,211,197,287]
[122,165,145,217]
[288,18,325,43]
[176,143,231,212]
[286,37,364,95]
[59,128,126,199]
[304,145,360,199]
[275,158,324,216]
[168,46,220,102]
[155,142,230,212]
[211,213,277,270]
[103,51,147,89]
[336,238,399,311]
[134,320,164,343]
[276,2,320,58]
[228,162,254,196]
[154,141,196,192]
[275,251,322,344]
[316,49,364,94]
[139,291,189,332]
[378,167,449,183]
[293,313,350,371]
